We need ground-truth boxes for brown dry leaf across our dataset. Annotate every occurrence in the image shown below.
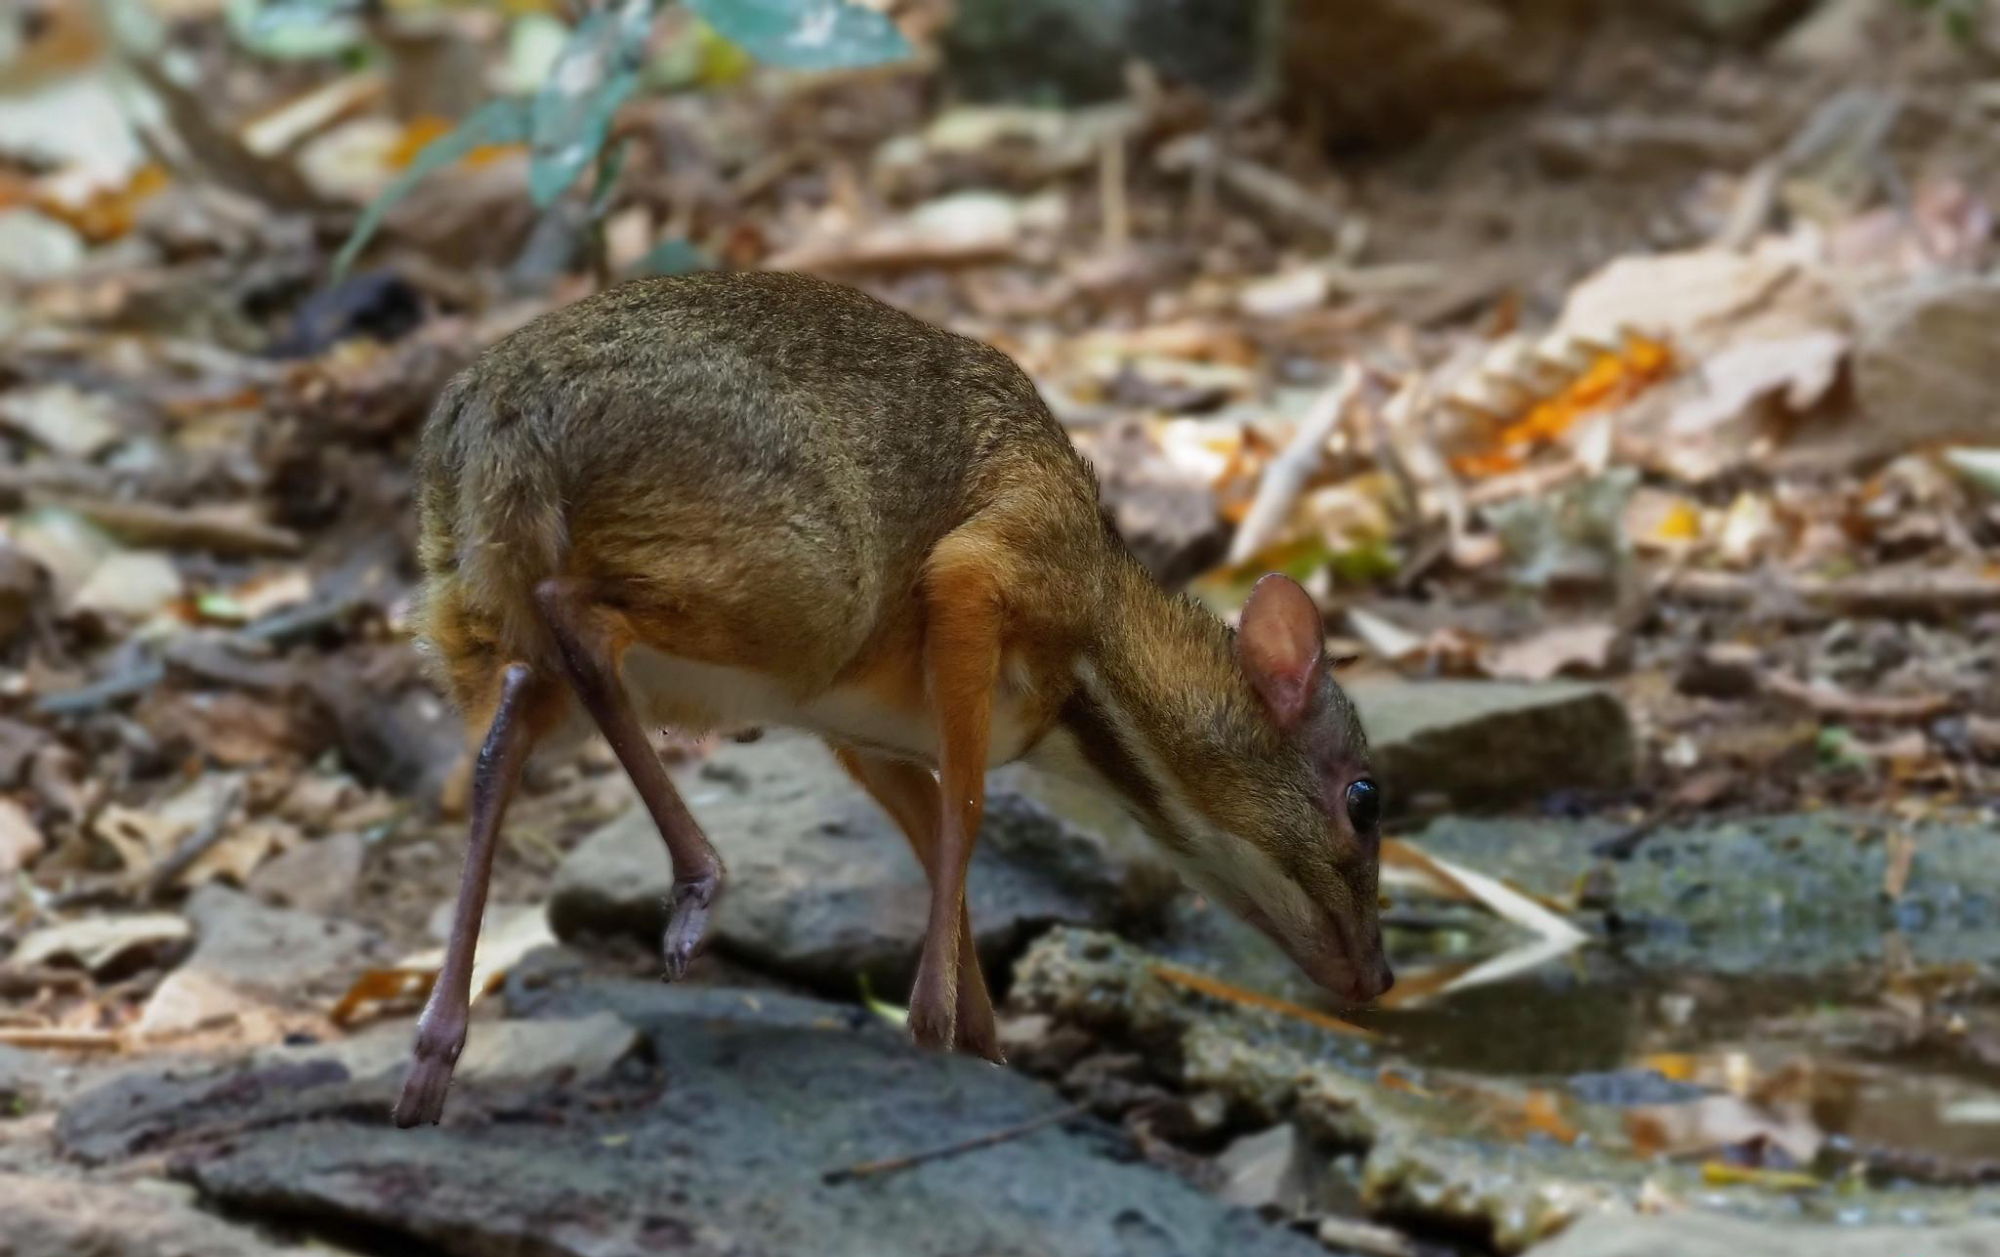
[330,968,434,1027]
[767,190,1061,273]
[332,904,554,1028]
[1481,622,1618,682]
[91,803,186,877]
[181,816,303,887]
[1555,235,1839,356]
[147,691,303,767]
[12,912,190,974]
[0,796,44,874]
[1666,332,1846,436]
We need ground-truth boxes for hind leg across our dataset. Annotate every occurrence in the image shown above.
[396,662,545,1127]
[833,744,1000,1061]
[535,578,724,980]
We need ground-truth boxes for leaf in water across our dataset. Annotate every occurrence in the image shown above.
[334,97,533,278]
[686,0,912,71]
[529,0,653,208]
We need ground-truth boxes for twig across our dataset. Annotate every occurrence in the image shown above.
[35,596,362,716]
[1659,569,2000,620]
[1225,365,1365,566]
[1761,674,1954,724]
[142,778,245,900]
[821,1102,1089,1185]
[1099,131,1129,254]
[1158,133,1346,242]
[1149,962,1382,1040]
[0,1027,123,1051]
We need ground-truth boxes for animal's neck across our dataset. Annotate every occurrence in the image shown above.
[1030,559,1243,857]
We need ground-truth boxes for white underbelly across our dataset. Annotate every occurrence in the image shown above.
[619,645,1037,767]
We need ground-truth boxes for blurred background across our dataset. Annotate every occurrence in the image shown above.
[3,2,2000,1254]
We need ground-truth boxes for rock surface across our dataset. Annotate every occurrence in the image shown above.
[1853,278,2000,449]
[550,734,1180,992]
[63,977,1326,1257]
[1533,1210,2000,1257]
[58,1012,641,1164]
[1346,678,1636,810]
[0,1173,310,1257]
[136,884,382,1038]
[1008,928,2000,1248]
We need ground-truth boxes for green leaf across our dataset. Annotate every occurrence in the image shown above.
[685,0,911,71]
[332,97,532,279]
[228,0,367,59]
[856,973,907,1027]
[629,237,709,276]
[528,0,655,208]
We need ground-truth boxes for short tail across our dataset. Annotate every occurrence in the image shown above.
[414,378,569,686]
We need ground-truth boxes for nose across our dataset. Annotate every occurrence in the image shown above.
[1347,958,1393,1004]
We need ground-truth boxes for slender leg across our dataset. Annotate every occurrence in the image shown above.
[535,579,724,979]
[395,662,540,1127]
[834,745,1000,1061]
[906,556,1003,1051]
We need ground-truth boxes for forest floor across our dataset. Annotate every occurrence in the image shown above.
[2,3,2000,1255]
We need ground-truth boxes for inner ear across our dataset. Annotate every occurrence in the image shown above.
[1237,574,1324,730]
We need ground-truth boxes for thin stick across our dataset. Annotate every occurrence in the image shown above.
[0,1028,123,1051]
[1149,963,1382,1041]
[1225,364,1365,566]
[821,1102,1089,1185]
[142,778,245,900]
[1098,132,1128,254]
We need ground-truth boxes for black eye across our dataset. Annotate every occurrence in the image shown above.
[1344,779,1381,834]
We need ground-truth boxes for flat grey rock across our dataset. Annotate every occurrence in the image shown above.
[0,1172,310,1257]
[56,1013,642,1164]
[64,979,1324,1257]
[1854,277,2000,448]
[1347,678,1635,810]
[550,734,1179,992]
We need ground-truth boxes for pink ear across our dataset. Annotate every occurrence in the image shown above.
[1237,574,1324,730]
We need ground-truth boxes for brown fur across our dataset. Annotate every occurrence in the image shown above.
[415,269,1389,1011]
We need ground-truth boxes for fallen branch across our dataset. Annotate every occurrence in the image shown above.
[35,494,302,557]
[1157,133,1348,243]
[1659,569,2000,619]
[1225,364,1365,566]
[1149,962,1382,1040]
[1761,674,1955,724]
[141,778,246,900]
[0,1027,123,1051]
[822,1102,1089,1185]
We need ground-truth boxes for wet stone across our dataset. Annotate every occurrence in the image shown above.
[1533,1210,2000,1257]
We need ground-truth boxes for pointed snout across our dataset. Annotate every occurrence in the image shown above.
[1293,920,1393,1006]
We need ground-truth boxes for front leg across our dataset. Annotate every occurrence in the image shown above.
[907,542,1005,1052]
[834,745,1000,1061]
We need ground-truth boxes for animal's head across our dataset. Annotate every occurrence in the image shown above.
[1206,573,1390,1004]
[1047,570,1391,1004]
